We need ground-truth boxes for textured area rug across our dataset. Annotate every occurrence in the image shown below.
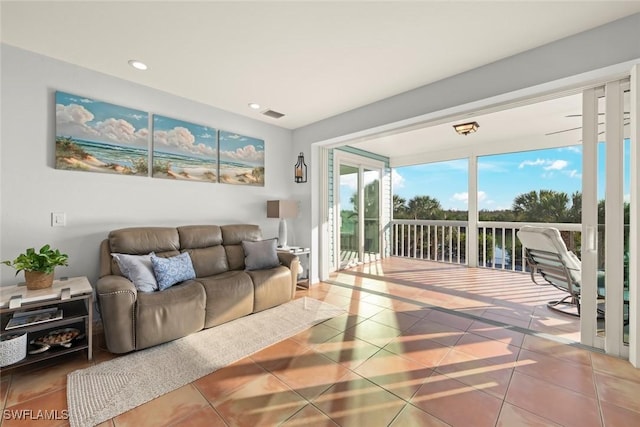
[67,297,345,427]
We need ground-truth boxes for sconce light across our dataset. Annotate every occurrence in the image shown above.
[267,200,298,248]
[453,121,479,136]
[294,152,307,183]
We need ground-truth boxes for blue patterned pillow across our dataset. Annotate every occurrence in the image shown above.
[150,252,196,291]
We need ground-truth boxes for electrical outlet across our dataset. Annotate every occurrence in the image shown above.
[52,212,66,227]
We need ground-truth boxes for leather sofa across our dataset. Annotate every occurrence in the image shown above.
[96,224,300,353]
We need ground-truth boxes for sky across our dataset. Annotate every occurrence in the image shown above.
[153,115,217,159]
[392,142,631,211]
[56,91,148,147]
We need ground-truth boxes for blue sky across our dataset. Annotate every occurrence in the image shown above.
[56,91,148,147]
[153,115,217,158]
[393,143,631,211]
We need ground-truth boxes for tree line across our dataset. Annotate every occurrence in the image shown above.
[394,189,630,224]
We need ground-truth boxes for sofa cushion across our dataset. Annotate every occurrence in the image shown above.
[151,252,196,291]
[197,271,254,328]
[178,225,223,249]
[247,266,294,312]
[184,246,229,277]
[135,280,205,350]
[109,227,180,255]
[242,239,279,271]
[111,253,158,292]
[221,224,262,245]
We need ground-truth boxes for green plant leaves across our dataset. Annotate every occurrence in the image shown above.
[1,245,69,275]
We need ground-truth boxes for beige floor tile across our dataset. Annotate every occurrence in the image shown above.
[453,332,520,364]
[516,348,596,397]
[594,371,640,413]
[496,402,561,426]
[289,322,342,346]
[388,403,450,426]
[310,332,381,370]
[435,348,514,399]
[171,405,227,427]
[402,318,465,347]
[522,335,593,367]
[466,320,525,347]
[600,401,640,426]
[2,388,69,427]
[281,404,339,426]
[344,318,402,347]
[269,348,352,400]
[312,372,406,427]
[383,335,451,368]
[194,357,267,404]
[213,373,306,427]
[250,338,309,371]
[505,371,600,427]
[368,309,421,331]
[410,371,502,427]
[354,349,432,400]
[113,384,209,427]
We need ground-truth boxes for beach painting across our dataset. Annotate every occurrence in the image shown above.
[219,130,265,186]
[55,91,149,176]
[152,115,218,182]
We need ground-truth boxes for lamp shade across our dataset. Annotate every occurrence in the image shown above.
[267,200,298,219]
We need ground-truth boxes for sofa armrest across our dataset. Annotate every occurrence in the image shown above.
[96,275,137,354]
[277,253,300,296]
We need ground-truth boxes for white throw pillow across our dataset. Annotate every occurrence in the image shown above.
[111,253,158,292]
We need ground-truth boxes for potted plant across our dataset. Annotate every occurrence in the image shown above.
[2,245,69,290]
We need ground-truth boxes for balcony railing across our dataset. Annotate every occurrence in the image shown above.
[391,219,582,272]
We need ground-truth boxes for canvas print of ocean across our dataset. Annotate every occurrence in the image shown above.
[219,130,265,186]
[152,115,218,182]
[55,91,149,176]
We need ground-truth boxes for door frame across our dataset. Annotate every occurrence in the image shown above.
[332,150,384,271]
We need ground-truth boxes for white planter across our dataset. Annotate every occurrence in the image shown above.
[0,331,27,367]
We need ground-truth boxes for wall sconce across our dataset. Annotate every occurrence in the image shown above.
[267,200,298,248]
[453,121,479,135]
[294,152,307,183]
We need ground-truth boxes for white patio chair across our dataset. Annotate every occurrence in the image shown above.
[516,225,589,316]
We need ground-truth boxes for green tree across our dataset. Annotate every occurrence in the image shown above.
[407,195,442,220]
[512,189,569,222]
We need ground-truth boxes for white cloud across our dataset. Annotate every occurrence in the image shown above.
[560,146,582,153]
[56,103,148,146]
[451,191,486,202]
[563,169,581,179]
[544,160,568,171]
[220,144,264,164]
[154,127,215,157]
[392,169,405,189]
[519,158,546,168]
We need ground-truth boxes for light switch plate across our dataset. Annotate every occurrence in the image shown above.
[52,212,66,227]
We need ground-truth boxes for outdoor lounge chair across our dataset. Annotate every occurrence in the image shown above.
[516,225,603,317]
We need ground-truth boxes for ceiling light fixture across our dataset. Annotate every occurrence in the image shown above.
[128,60,148,71]
[453,121,479,136]
[248,103,261,110]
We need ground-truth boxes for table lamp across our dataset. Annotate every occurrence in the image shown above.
[267,200,298,248]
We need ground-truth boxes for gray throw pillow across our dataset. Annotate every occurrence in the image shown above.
[242,239,280,271]
[111,253,158,292]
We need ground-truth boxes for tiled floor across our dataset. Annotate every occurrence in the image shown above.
[1,258,639,426]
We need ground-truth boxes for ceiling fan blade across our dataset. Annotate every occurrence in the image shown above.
[545,126,582,136]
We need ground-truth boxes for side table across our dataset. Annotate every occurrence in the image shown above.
[0,276,93,369]
[278,247,310,288]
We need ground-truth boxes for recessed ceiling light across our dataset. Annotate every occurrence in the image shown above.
[248,103,261,110]
[128,60,148,71]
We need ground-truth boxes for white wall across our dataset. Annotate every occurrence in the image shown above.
[0,45,294,285]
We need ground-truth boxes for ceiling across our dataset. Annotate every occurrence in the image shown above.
[2,0,639,133]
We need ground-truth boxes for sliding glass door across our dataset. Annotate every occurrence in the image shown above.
[335,152,383,269]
